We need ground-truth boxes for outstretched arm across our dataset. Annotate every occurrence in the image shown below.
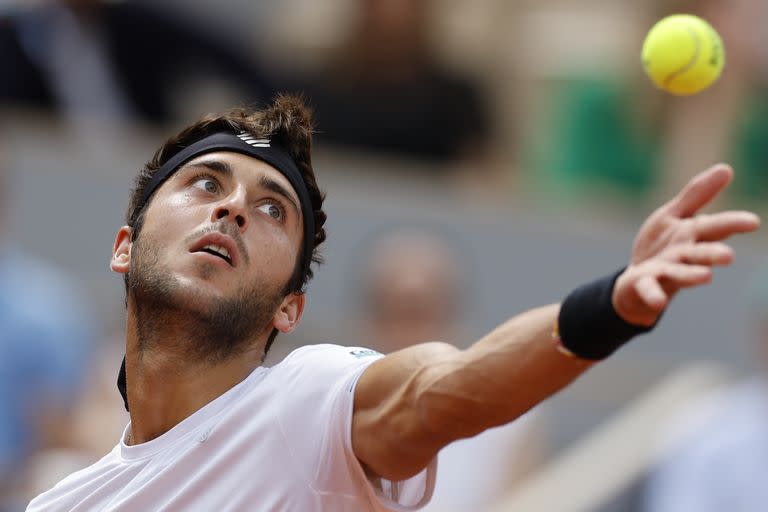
[352,164,760,481]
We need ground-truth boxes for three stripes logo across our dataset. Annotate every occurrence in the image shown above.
[237,132,271,148]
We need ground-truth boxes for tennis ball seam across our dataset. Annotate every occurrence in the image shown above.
[662,23,701,90]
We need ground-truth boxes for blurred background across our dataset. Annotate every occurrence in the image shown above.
[1,0,768,510]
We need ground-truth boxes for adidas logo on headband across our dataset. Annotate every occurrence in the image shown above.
[237,132,271,148]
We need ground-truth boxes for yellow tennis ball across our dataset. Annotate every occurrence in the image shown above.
[642,14,725,96]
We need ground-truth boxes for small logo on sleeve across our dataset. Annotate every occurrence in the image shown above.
[349,349,381,359]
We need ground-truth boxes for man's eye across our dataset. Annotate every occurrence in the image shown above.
[257,203,283,221]
[193,178,219,194]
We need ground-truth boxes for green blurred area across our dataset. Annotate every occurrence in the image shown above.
[530,78,768,209]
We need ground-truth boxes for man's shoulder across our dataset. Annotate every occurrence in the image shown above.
[265,343,383,388]
[280,343,383,366]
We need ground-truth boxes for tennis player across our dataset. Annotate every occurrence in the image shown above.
[28,94,759,511]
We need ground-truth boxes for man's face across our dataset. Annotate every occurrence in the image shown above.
[115,151,305,357]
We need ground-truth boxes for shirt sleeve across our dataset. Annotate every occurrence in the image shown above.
[275,344,436,511]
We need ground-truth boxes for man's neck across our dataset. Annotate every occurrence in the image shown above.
[123,304,265,445]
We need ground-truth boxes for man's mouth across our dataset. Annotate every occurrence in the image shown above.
[197,244,233,265]
[189,230,241,268]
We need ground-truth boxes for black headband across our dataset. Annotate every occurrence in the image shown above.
[131,131,315,273]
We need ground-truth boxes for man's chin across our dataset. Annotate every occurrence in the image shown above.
[132,271,226,315]
[169,277,235,312]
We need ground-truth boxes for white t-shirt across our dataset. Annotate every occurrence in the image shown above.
[27,344,436,511]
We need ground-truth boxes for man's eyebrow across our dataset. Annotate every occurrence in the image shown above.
[258,175,300,219]
[183,159,233,178]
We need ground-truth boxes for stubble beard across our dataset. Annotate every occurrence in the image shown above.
[127,230,287,364]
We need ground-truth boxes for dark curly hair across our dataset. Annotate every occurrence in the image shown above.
[125,93,327,354]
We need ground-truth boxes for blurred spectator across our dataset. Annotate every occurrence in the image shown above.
[297,0,491,164]
[0,153,95,508]
[642,268,768,512]
[353,228,545,512]
[534,0,768,205]
[0,0,273,127]
[643,379,768,511]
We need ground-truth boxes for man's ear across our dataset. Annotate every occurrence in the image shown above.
[111,226,133,274]
[272,293,305,334]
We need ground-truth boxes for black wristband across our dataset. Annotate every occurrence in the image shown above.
[558,268,655,360]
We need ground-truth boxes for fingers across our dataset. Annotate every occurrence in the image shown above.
[628,238,744,315]
[634,263,711,310]
[658,262,712,286]
[666,164,733,218]
[691,211,761,241]
[667,242,733,266]
[635,275,667,311]
[621,164,758,325]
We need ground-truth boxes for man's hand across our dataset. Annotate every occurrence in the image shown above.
[613,164,760,326]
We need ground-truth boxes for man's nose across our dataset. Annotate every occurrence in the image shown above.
[212,188,248,232]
